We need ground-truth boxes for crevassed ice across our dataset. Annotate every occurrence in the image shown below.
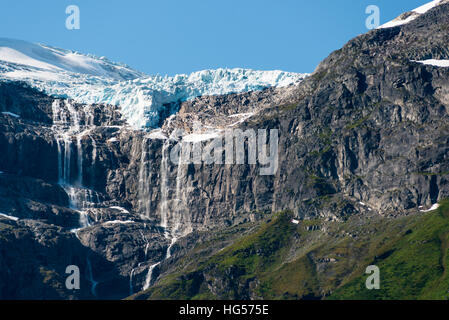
[0,38,308,129]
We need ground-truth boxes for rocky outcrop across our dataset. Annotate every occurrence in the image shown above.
[1,2,449,299]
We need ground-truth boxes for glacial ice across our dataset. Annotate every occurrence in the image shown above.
[0,38,308,129]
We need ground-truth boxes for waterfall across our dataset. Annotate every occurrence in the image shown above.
[52,99,100,215]
[159,140,170,229]
[143,262,160,291]
[56,139,63,184]
[129,268,136,296]
[140,139,170,292]
[140,137,196,291]
[140,230,150,259]
[76,134,83,186]
[174,142,192,237]
[86,257,98,297]
[63,134,72,184]
[52,99,100,296]
[166,236,177,259]
[138,137,151,218]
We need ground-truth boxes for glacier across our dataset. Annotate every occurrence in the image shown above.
[0,38,308,129]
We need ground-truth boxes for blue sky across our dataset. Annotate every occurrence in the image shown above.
[0,0,430,76]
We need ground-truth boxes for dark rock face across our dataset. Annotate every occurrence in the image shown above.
[0,217,93,299]
[267,2,449,217]
[1,2,449,299]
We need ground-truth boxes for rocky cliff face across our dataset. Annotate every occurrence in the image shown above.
[1,2,449,300]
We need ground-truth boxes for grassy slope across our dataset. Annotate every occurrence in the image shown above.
[330,199,449,300]
[130,200,449,300]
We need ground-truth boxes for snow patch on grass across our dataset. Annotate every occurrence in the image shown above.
[420,203,440,212]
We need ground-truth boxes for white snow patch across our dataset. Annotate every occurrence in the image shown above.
[183,131,221,142]
[413,0,442,14]
[228,112,254,118]
[148,129,168,140]
[4,69,62,81]
[378,0,443,29]
[228,112,255,127]
[414,59,449,67]
[379,14,419,29]
[2,111,20,118]
[70,227,83,238]
[420,203,440,212]
[0,213,19,221]
[109,206,130,214]
[103,220,135,225]
[107,137,119,143]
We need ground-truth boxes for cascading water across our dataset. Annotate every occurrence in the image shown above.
[143,262,160,291]
[140,137,193,291]
[52,100,101,216]
[141,139,171,291]
[86,257,99,296]
[51,99,100,295]
[138,137,151,218]
[174,141,193,236]
[159,140,170,229]
[129,268,136,296]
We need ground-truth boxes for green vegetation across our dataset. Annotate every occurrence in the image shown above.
[0,221,14,240]
[413,171,449,177]
[346,114,371,130]
[279,103,298,112]
[331,199,449,299]
[318,128,333,145]
[312,70,328,82]
[133,211,305,300]
[132,200,449,300]
[309,145,332,157]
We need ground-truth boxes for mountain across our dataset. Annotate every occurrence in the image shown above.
[1,0,449,300]
[379,0,446,28]
[0,38,145,80]
[0,38,307,129]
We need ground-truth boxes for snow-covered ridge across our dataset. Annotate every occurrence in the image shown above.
[0,38,144,80]
[378,0,446,29]
[0,38,307,129]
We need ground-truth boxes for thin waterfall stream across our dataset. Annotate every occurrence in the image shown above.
[139,138,192,292]
[51,99,99,296]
